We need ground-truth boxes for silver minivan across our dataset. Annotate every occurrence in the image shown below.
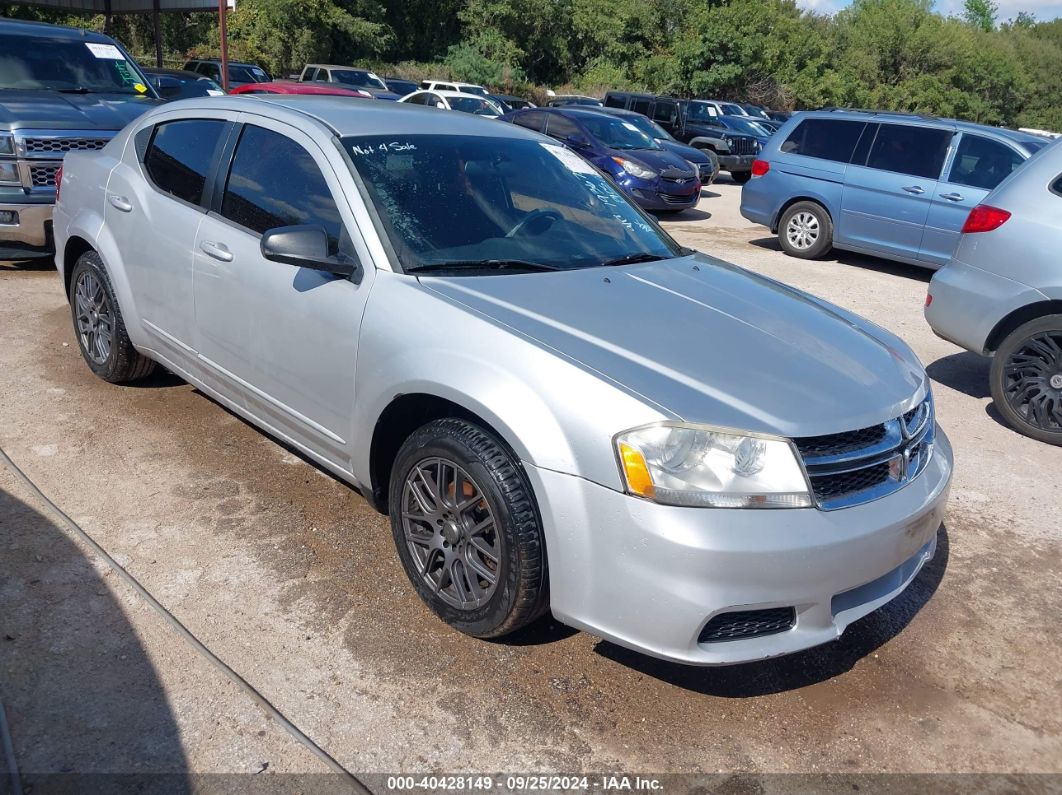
[53,97,952,665]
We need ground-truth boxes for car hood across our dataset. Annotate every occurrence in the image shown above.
[658,139,710,164]
[613,147,695,176]
[0,90,162,130]
[421,255,926,438]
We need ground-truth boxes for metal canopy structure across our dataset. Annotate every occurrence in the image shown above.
[8,0,234,83]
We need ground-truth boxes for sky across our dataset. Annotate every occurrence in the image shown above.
[796,0,1062,20]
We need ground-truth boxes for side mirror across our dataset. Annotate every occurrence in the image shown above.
[260,225,357,278]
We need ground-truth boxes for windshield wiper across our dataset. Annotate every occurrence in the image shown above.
[600,252,667,267]
[408,259,564,274]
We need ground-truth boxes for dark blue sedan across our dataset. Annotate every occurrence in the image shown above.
[500,107,700,212]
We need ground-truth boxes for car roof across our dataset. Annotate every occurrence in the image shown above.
[144,68,203,79]
[165,95,538,138]
[306,64,372,72]
[418,90,493,99]
[0,18,119,43]
[793,109,1047,148]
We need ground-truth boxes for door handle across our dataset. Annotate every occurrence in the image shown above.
[199,240,233,262]
[940,192,964,202]
[902,185,925,195]
[107,194,133,212]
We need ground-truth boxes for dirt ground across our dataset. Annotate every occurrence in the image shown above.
[1,179,1060,785]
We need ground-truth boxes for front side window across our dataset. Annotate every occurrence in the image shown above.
[545,115,581,141]
[779,118,867,163]
[344,134,682,274]
[333,70,388,91]
[221,125,344,255]
[652,101,677,125]
[144,119,227,205]
[0,33,154,95]
[865,123,952,180]
[512,111,546,132]
[947,134,1025,191]
[684,102,719,123]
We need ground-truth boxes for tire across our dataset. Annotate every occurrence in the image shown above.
[989,315,1062,445]
[777,200,833,259]
[388,418,548,638]
[69,251,156,384]
[730,170,752,185]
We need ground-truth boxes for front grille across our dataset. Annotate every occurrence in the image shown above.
[23,137,109,154]
[795,396,934,510]
[729,137,759,156]
[699,607,796,643]
[29,164,59,187]
[658,191,696,205]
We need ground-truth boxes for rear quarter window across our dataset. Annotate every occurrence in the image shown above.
[779,118,867,163]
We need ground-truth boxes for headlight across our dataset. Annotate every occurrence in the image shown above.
[0,134,14,157]
[0,161,19,186]
[615,423,812,508]
[612,157,656,180]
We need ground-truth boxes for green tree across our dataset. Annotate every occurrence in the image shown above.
[963,0,998,31]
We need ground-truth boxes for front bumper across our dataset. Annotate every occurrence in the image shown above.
[718,153,756,173]
[526,427,952,665]
[0,201,54,255]
[630,186,700,212]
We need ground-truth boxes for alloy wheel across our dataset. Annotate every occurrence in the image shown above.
[74,270,114,366]
[1002,330,1062,431]
[400,457,502,610]
[785,211,820,250]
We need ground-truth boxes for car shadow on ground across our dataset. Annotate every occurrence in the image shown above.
[926,351,991,400]
[0,485,189,789]
[593,523,949,696]
[0,258,54,272]
[747,237,934,283]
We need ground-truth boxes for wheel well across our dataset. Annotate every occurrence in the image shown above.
[772,196,830,234]
[63,236,96,298]
[367,394,513,515]
[984,300,1062,353]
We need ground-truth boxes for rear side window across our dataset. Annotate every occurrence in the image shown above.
[220,125,343,255]
[947,134,1024,191]
[631,98,652,116]
[779,118,866,163]
[144,119,226,205]
[865,123,952,180]
[512,111,546,132]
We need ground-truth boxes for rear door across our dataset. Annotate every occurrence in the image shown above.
[918,133,1026,267]
[837,122,953,261]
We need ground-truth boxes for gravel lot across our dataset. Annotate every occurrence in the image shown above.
[1,178,1060,782]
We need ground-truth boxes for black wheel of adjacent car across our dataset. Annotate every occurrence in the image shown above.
[990,315,1062,445]
[777,201,833,259]
[730,170,752,185]
[388,418,549,637]
[69,251,156,384]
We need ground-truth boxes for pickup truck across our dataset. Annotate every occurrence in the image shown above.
[0,18,161,261]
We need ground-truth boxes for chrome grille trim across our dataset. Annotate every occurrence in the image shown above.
[14,130,116,160]
[795,396,935,511]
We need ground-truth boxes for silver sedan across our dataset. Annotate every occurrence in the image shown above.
[52,97,951,665]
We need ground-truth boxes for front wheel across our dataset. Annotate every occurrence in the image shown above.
[990,315,1062,445]
[730,170,751,185]
[777,201,833,259]
[388,418,549,637]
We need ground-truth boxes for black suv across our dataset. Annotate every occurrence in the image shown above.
[603,91,761,182]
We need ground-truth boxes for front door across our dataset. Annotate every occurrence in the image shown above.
[191,118,374,468]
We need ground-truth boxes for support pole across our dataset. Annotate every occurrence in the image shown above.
[152,0,163,69]
[218,0,229,91]
[103,0,112,35]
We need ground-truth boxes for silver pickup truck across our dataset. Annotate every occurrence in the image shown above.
[0,18,160,261]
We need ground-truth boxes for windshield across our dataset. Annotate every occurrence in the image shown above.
[457,85,489,97]
[579,115,659,150]
[619,113,672,141]
[230,65,269,83]
[334,70,388,91]
[450,96,500,115]
[726,117,772,137]
[0,34,154,95]
[344,135,681,274]
[684,102,718,124]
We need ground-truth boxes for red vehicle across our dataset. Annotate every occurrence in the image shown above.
[228,81,371,98]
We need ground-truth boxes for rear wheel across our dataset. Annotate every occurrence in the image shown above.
[990,315,1062,445]
[777,201,833,259]
[388,418,549,637]
[730,170,751,185]
[69,252,156,384]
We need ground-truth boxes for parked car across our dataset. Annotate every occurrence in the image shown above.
[182,59,271,89]
[53,96,952,665]
[399,90,504,118]
[740,103,771,119]
[144,68,225,100]
[925,139,1062,445]
[767,110,793,123]
[0,18,162,261]
[492,95,536,111]
[502,107,700,212]
[545,95,602,107]
[697,99,748,117]
[593,106,719,185]
[741,110,1048,264]
[299,65,400,100]
[603,92,761,182]
[419,80,490,97]
[383,77,419,96]
[229,82,371,99]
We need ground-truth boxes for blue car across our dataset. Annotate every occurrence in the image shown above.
[501,107,700,212]
[590,106,719,184]
[740,110,1048,267]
